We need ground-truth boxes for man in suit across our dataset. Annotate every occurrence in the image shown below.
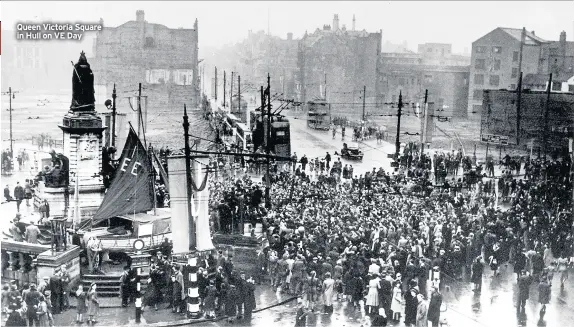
[9,219,23,242]
[13,182,25,212]
[517,270,533,315]
[119,266,131,307]
[25,221,41,244]
[379,271,393,318]
[49,269,63,314]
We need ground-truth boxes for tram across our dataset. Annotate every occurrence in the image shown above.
[306,99,331,130]
[250,111,292,158]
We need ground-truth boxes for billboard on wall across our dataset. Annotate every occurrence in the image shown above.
[481,89,574,148]
[480,90,519,145]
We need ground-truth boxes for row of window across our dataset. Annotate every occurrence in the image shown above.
[475,46,520,60]
[473,74,500,86]
[475,53,520,70]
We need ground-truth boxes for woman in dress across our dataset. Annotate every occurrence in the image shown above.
[365,274,380,316]
[489,242,500,277]
[538,275,551,320]
[203,280,218,319]
[76,285,87,324]
[35,295,49,327]
[322,272,335,313]
[87,283,99,324]
[557,255,569,288]
[144,266,164,311]
[390,280,403,322]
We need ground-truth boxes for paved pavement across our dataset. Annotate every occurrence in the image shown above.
[45,264,573,327]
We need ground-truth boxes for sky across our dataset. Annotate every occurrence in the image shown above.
[2,1,574,54]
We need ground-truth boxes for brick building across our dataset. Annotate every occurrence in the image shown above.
[481,89,574,153]
[378,63,470,118]
[92,10,200,110]
[468,28,574,116]
[297,15,382,120]
[378,44,470,117]
[417,43,471,66]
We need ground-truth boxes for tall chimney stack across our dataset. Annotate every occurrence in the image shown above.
[136,10,145,22]
[352,14,356,31]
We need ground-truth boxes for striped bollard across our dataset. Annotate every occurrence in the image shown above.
[135,267,142,323]
[187,254,200,319]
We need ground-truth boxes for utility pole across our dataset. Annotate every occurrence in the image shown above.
[3,87,19,158]
[137,83,142,139]
[111,84,117,148]
[324,73,327,101]
[421,89,429,153]
[238,75,241,113]
[215,66,218,101]
[395,91,403,158]
[182,104,196,250]
[231,72,234,110]
[516,72,523,145]
[362,85,366,121]
[223,71,226,108]
[543,73,553,160]
[265,74,272,209]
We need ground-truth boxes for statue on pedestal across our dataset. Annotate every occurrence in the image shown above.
[70,51,95,112]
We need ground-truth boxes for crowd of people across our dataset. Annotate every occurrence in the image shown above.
[206,143,573,326]
[3,126,573,326]
[1,267,76,327]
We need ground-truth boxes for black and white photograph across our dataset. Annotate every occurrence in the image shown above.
[1,1,574,326]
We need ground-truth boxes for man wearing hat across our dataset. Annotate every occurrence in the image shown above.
[49,268,63,314]
[24,284,41,326]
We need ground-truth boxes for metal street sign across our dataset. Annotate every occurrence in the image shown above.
[481,134,509,145]
[129,253,151,268]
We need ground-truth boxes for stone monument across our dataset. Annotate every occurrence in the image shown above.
[34,52,106,221]
[35,52,103,288]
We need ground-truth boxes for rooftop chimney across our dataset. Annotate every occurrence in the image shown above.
[136,10,145,22]
[333,14,339,31]
[531,30,535,36]
[287,32,293,40]
[560,31,566,43]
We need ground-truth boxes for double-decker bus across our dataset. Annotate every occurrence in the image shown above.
[307,99,331,130]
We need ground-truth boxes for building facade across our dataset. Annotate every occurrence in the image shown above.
[378,44,470,117]
[92,11,200,110]
[297,15,382,120]
[468,28,574,116]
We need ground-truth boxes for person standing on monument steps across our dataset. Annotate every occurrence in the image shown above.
[13,182,24,213]
[119,266,131,307]
[4,184,12,202]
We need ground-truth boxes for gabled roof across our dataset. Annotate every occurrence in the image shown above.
[499,28,548,45]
